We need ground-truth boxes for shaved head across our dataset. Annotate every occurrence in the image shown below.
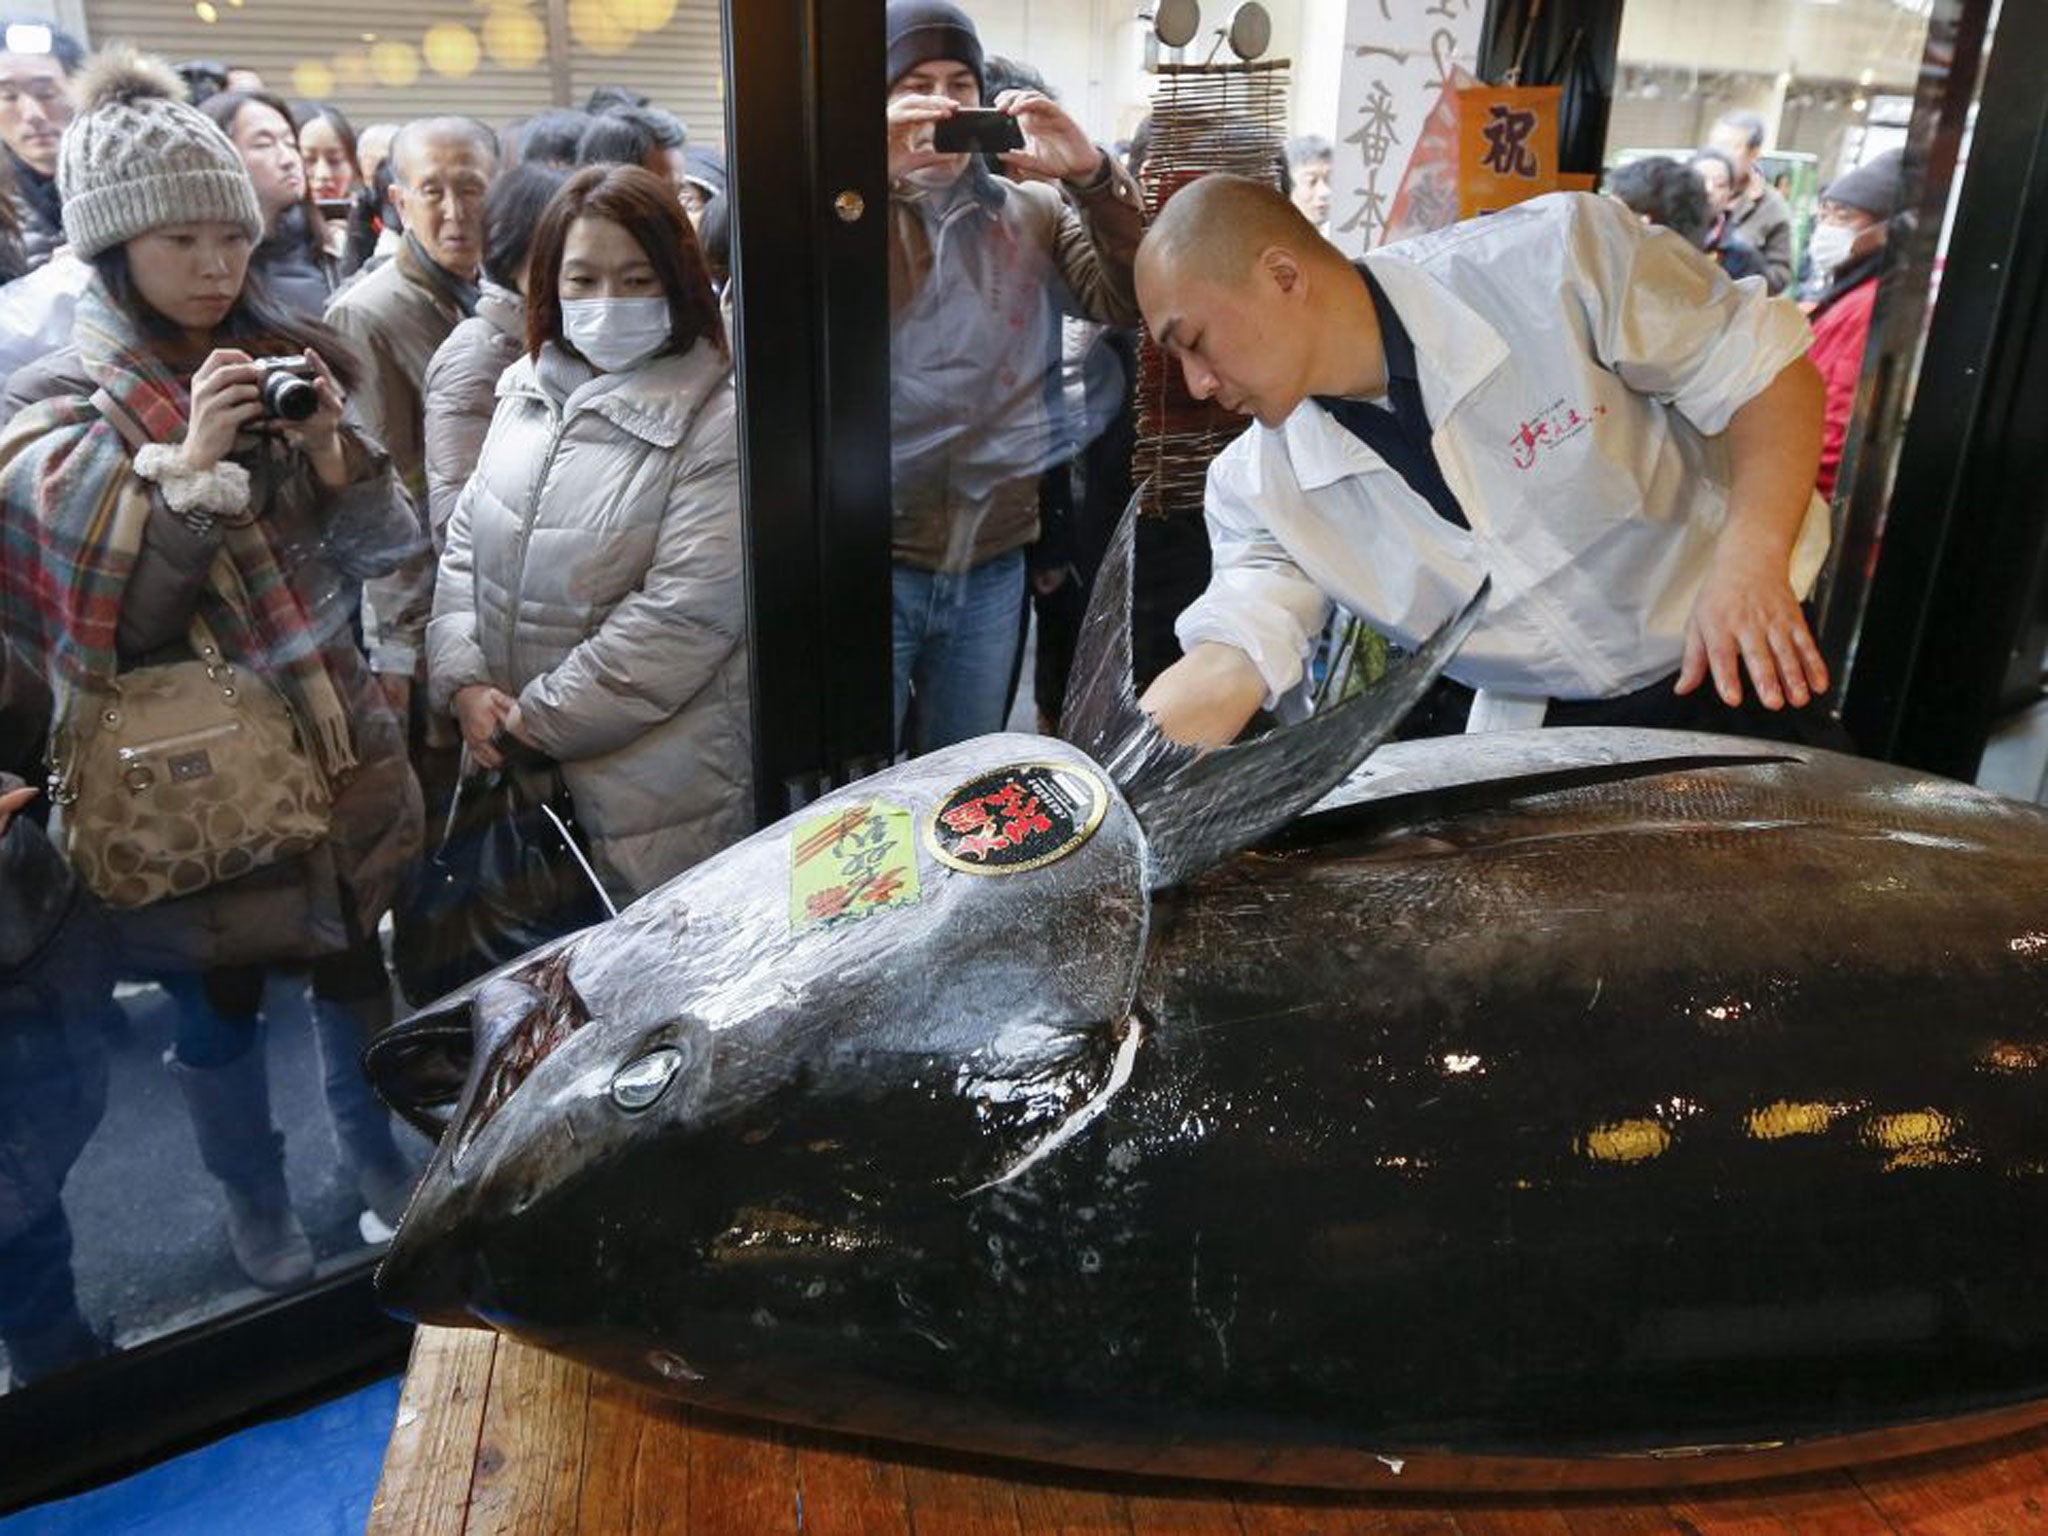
[1138,173,1339,290]
[1136,173,1380,428]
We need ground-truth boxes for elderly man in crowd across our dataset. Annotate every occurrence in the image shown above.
[325,115,498,717]
[1706,111,1794,295]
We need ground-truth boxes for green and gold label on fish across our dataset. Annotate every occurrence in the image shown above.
[790,801,922,928]
[925,763,1108,875]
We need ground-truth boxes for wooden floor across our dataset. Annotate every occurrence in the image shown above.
[371,1328,2048,1534]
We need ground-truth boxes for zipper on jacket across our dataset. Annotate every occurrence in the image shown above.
[504,412,568,690]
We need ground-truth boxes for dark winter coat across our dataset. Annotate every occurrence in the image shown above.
[6,347,426,968]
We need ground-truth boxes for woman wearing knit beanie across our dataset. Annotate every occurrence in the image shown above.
[0,49,427,1290]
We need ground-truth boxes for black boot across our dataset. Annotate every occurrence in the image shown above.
[3,1305,111,1387]
[167,1046,315,1290]
[313,993,420,1232]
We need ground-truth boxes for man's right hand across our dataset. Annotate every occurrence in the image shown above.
[0,783,35,837]
[452,683,516,770]
[1138,643,1268,751]
[887,93,960,181]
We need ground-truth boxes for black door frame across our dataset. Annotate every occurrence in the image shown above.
[1830,0,2048,777]
[726,0,895,819]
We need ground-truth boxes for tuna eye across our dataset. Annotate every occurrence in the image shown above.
[612,1047,685,1111]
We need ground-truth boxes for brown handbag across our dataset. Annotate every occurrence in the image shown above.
[47,615,333,910]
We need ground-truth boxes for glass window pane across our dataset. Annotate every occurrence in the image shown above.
[0,0,739,1408]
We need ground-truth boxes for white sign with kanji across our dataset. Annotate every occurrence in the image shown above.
[1327,0,1482,256]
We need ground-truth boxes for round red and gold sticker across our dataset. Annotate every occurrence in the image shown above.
[925,762,1109,875]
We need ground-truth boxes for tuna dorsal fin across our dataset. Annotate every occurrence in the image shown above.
[1062,491,1489,889]
[1060,486,1200,802]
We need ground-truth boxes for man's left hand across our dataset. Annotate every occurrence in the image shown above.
[995,90,1104,186]
[1676,548,1829,711]
[0,783,35,837]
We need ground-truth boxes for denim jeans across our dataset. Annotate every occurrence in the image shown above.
[892,550,1025,755]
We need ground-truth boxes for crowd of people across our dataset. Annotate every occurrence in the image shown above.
[1603,113,1909,498]
[0,0,1898,1393]
[0,18,749,1386]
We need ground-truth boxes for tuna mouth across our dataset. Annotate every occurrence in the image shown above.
[364,944,595,1147]
[457,949,593,1158]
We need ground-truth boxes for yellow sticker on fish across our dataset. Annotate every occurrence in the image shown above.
[790,802,922,929]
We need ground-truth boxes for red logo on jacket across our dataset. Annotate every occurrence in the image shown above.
[1509,398,1607,471]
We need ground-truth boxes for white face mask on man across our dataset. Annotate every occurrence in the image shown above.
[561,297,672,373]
[1806,220,1860,279]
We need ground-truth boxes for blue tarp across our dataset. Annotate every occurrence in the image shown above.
[1,1375,399,1536]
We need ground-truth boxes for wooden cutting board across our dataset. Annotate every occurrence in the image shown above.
[369,1327,2048,1533]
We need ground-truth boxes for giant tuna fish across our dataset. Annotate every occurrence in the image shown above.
[368,516,2048,1491]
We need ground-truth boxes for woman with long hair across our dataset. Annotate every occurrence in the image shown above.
[428,164,751,901]
[0,52,424,1289]
[294,101,369,269]
[201,87,339,315]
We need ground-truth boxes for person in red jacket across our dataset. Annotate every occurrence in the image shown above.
[1808,149,1904,499]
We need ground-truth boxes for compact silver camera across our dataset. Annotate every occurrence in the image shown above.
[252,354,320,422]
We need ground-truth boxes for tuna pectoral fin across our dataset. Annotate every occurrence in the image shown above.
[364,998,475,1140]
[1062,491,1488,889]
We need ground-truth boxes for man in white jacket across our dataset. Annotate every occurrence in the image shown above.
[1134,174,1838,749]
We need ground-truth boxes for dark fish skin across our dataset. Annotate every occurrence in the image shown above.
[373,730,2048,1490]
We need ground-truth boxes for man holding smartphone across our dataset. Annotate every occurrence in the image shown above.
[883,0,1145,755]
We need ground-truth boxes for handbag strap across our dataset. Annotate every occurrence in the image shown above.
[89,386,262,685]
[89,385,156,458]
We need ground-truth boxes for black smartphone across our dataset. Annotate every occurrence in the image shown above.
[315,198,354,221]
[932,107,1024,155]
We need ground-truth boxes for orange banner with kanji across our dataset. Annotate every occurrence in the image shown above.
[1455,85,1561,216]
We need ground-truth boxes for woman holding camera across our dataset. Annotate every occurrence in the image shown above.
[429,164,750,902]
[0,52,424,1289]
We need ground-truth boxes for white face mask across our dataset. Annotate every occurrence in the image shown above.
[1807,221,1859,279]
[560,296,671,373]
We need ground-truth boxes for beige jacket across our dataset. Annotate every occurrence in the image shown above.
[325,241,470,675]
[422,285,525,551]
[428,341,751,901]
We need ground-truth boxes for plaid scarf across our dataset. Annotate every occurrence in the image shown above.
[0,280,356,782]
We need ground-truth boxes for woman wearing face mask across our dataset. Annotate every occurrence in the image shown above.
[1806,149,1904,499]
[427,164,750,901]
[0,52,425,1288]
[201,88,338,316]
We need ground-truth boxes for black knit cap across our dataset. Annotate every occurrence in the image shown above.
[886,0,984,97]
[1823,148,1906,219]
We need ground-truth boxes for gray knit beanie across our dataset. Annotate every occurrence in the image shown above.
[1822,148,1906,221]
[885,1,984,97]
[57,47,264,260]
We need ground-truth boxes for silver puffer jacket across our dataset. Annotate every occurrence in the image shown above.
[427,339,751,901]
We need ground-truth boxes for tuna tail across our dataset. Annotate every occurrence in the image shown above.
[1062,490,1487,889]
